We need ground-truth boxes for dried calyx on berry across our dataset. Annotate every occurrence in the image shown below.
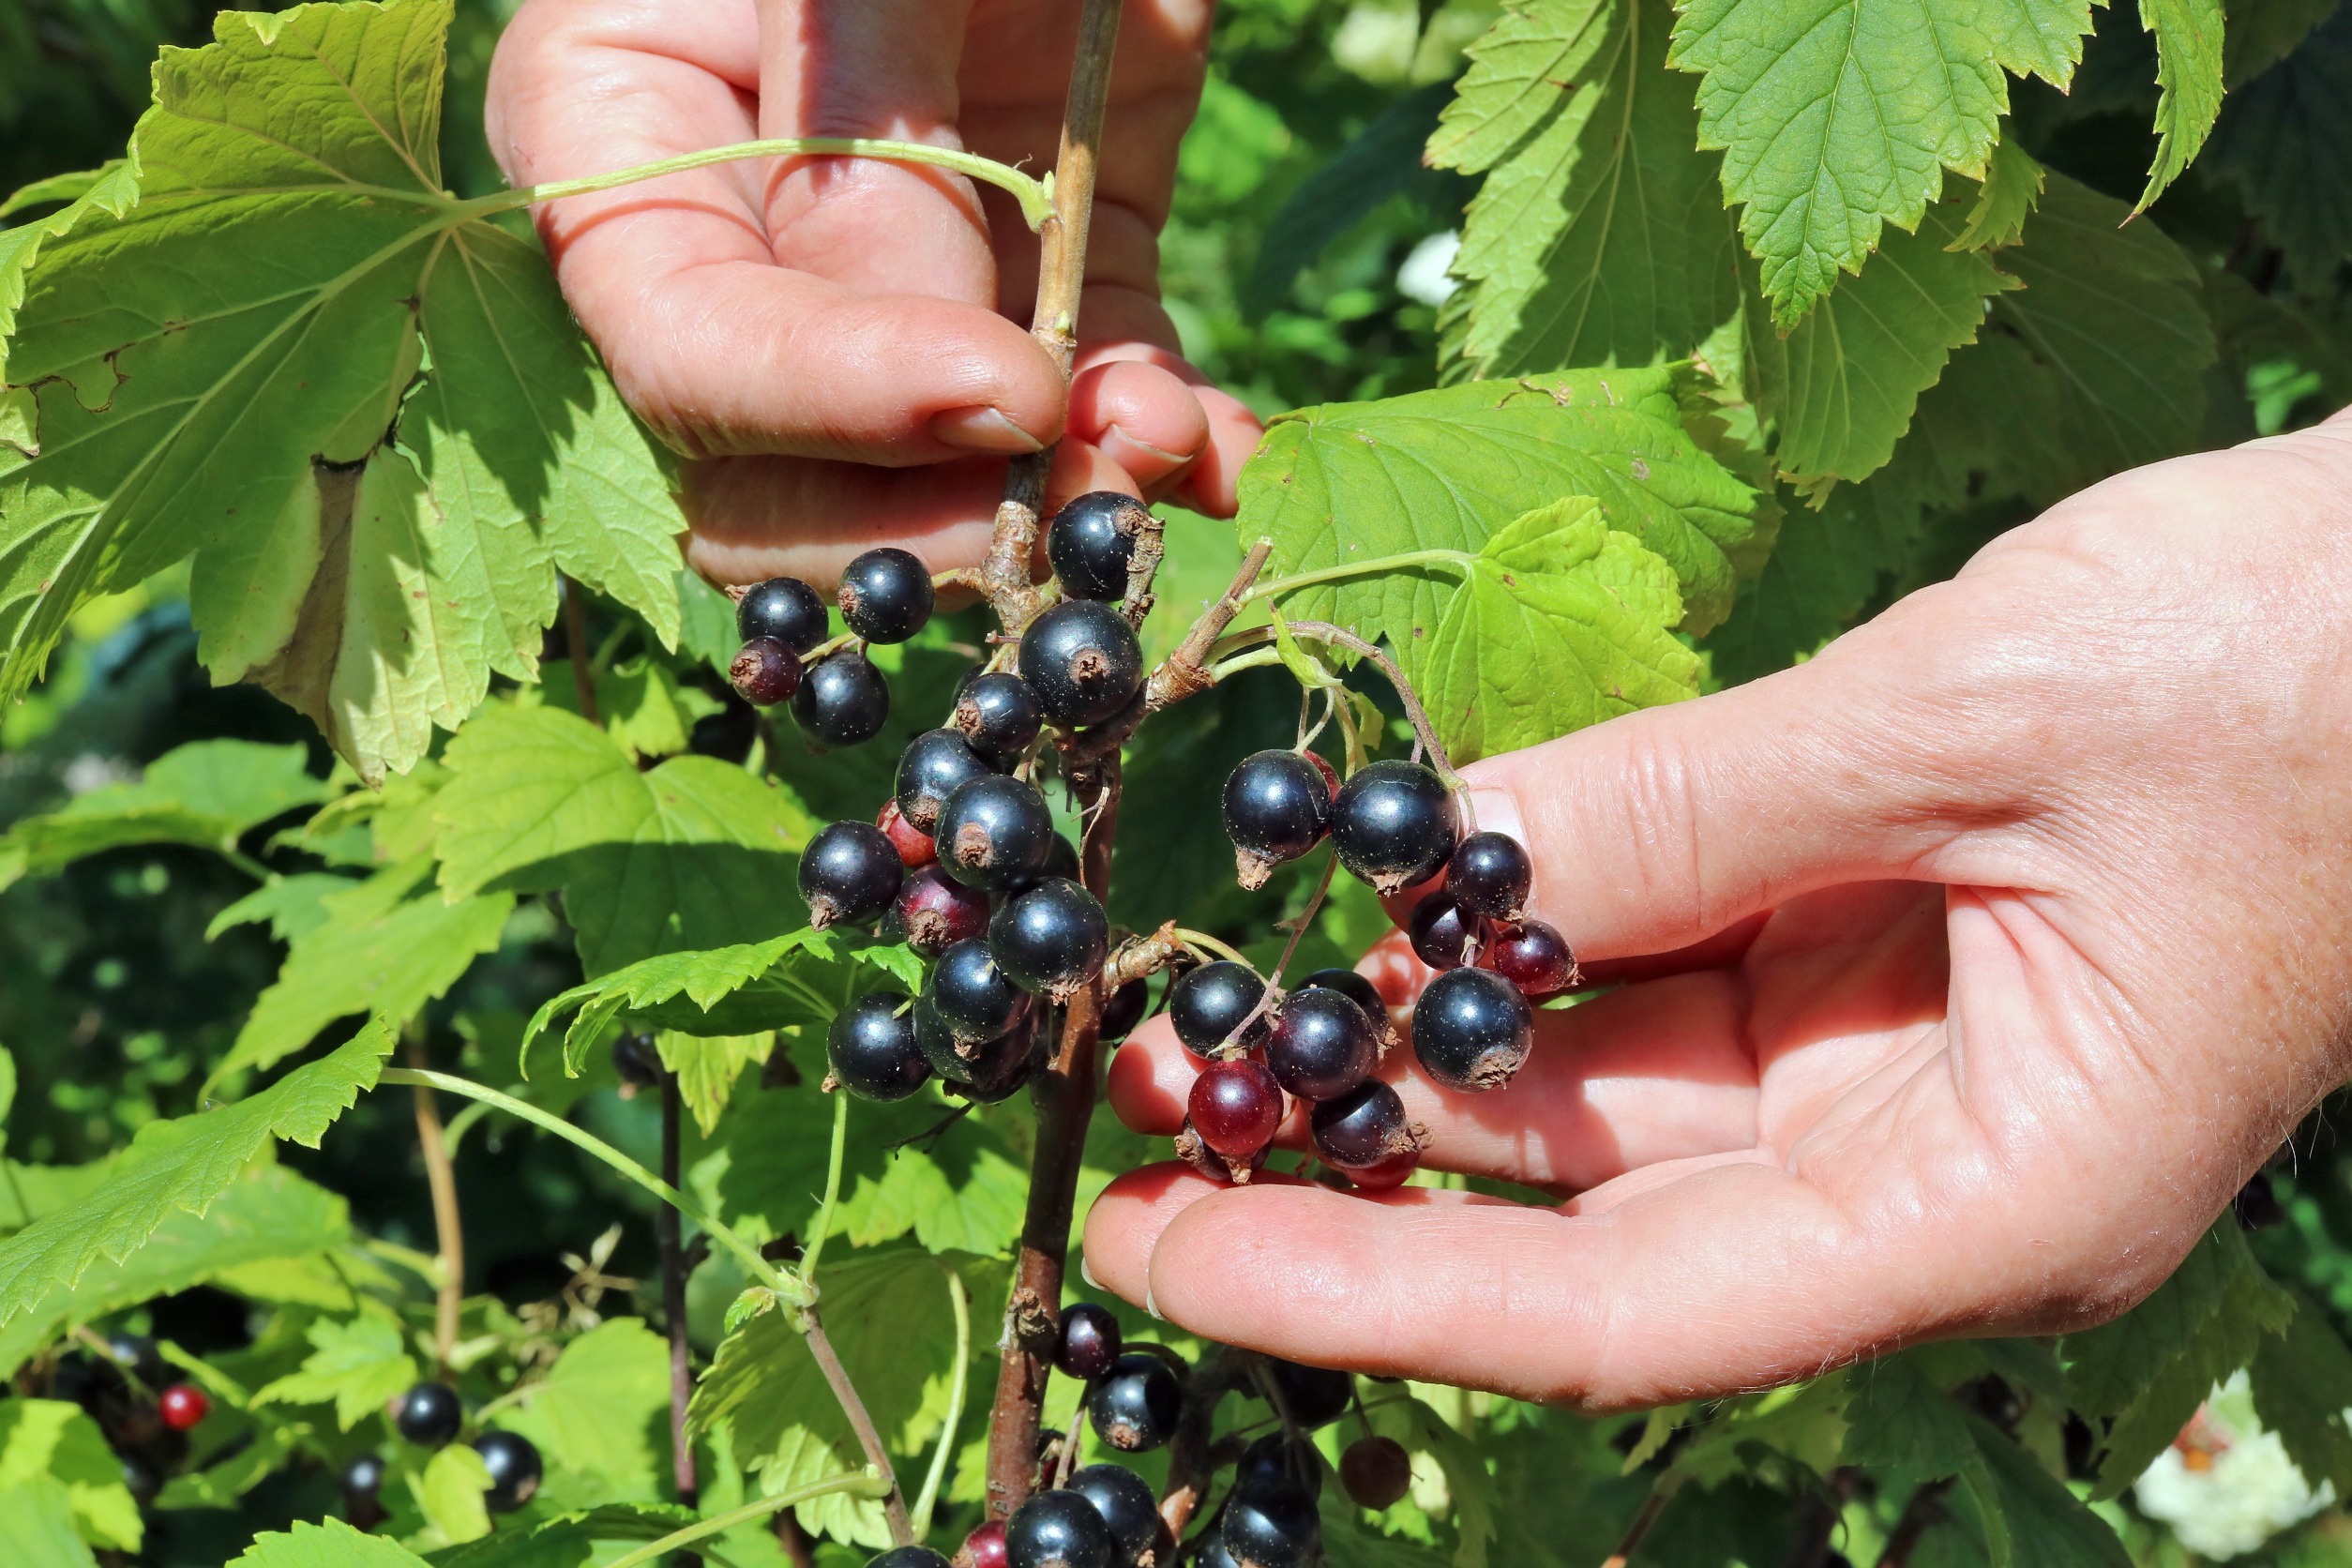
[1411,966,1534,1092]
[1223,748,1334,889]
[1088,1351,1184,1453]
[729,636,801,706]
[897,728,995,834]
[954,671,1044,766]
[1019,599,1144,727]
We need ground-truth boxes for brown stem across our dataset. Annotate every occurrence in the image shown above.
[1873,1478,1952,1568]
[659,1069,699,1518]
[404,1035,464,1375]
[1600,1471,1683,1568]
[1060,540,1275,773]
[1274,620,1461,794]
[562,575,600,726]
[804,1310,915,1545]
[1121,505,1167,629]
[1103,922,1184,991]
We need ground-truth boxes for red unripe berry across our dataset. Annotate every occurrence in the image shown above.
[894,863,990,957]
[1342,1151,1419,1191]
[158,1383,210,1431]
[1487,919,1575,996]
[1341,1435,1414,1509]
[877,799,936,867]
[1304,748,1339,801]
[729,637,802,706]
[1188,1059,1285,1161]
[963,1518,1009,1568]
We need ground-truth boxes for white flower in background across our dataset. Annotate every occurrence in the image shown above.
[2134,1371,2333,1559]
[1397,231,1462,307]
[1332,0,1420,84]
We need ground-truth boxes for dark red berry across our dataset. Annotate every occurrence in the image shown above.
[988,878,1109,1002]
[1167,961,1269,1057]
[1487,918,1575,996]
[963,1522,1010,1568]
[894,864,990,957]
[1264,988,1378,1102]
[792,649,891,746]
[1224,749,1334,889]
[798,821,904,929]
[729,637,802,706]
[1340,1436,1412,1509]
[826,992,930,1101]
[896,728,994,833]
[1331,760,1456,894]
[1343,1150,1418,1190]
[837,547,934,643]
[1048,490,1151,600]
[1304,748,1339,800]
[1407,892,1482,971]
[738,576,829,653]
[1099,976,1151,1043]
[936,776,1056,889]
[877,798,936,867]
[1411,967,1534,1092]
[1055,1303,1122,1380]
[1189,1059,1284,1161]
[954,671,1044,766]
[1018,599,1144,727]
[158,1383,209,1431]
[1445,831,1531,921]
[1310,1079,1419,1170]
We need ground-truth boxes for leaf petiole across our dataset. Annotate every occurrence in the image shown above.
[602,1470,893,1568]
[1239,548,1480,605]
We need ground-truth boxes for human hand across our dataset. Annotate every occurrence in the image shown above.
[1084,413,2352,1409]
[485,0,1260,587]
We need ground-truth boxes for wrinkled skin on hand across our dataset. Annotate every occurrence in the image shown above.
[1087,415,2352,1409]
[487,0,1261,589]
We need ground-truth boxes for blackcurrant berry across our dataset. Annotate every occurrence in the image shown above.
[1100,976,1151,1043]
[1056,1303,1123,1380]
[1487,918,1575,996]
[936,775,1056,889]
[877,798,937,867]
[949,1017,1043,1105]
[121,1453,163,1504]
[1331,760,1457,894]
[989,878,1109,1002]
[1068,1463,1161,1566]
[799,821,905,929]
[1019,599,1144,728]
[1445,831,1531,921]
[1223,749,1334,890]
[730,637,802,706]
[895,729,992,835]
[927,939,1034,1043]
[792,649,891,746]
[1407,892,1481,971]
[954,671,1045,766]
[158,1383,209,1431]
[826,992,931,1101]
[1264,988,1377,1102]
[837,547,934,643]
[106,1333,162,1385]
[1340,1435,1412,1509]
[868,1550,955,1568]
[738,576,830,653]
[894,864,991,957]
[1342,1150,1418,1190]
[911,998,974,1082]
[1005,1488,1117,1568]
[475,1429,542,1512]
[394,1381,462,1446]
[1188,1059,1284,1161]
[1236,1433,1325,1495]
[1195,1538,1242,1568]
[1309,1080,1419,1170]
[1222,1476,1320,1568]
[343,1452,388,1528]
[1296,968,1387,1023]
[1410,966,1534,1092]
[1267,1359,1351,1429]
[1048,490,1151,600]
[1167,961,1268,1057]
[611,1030,661,1089]
[1088,1352,1183,1453]
[963,1522,1009,1568]
[1014,831,1081,892]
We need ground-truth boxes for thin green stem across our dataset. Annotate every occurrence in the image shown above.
[1203,645,1285,682]
[602,1472,892,1568]
[1239,549,1477,605]
[1171,928,1256,971]
[912,1270,971,1539]
[800,1091,852,1286]
[476,138,1052,230]
[376,1068,803,1305]
[219,846,273,882]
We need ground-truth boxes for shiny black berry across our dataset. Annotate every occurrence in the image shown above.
[1331,760,1456,894]
[893,863,991,957]
[1016,831,1081,892]
[1223,750,1334,890]
[1341,1435,1412,1509]
[798,821,905,929]
[897,728,995,834]
[1296,968,1386,1023]
[936,775,1056,889]
[1099,977,1151,1043]
[1067,1463,1161,1566]
[611,1030,662,1088]
[342,1452,388,1529]
[1411,967,1534,1092]
[1309,1080,1418,1170]
[868,1550,955,1568]
[792,649,891,746]
[1268,1359,1351,1429]
[1223,1476,1320,1568]
[1265,988,1377,1102]
[395,1381,462,1446]
[1488,919,1575,996]
[1236,1433,1325,1496]
[837,547,934,643]
[1006,1488,1117,1568]
[912,997,975,1082]
[1407,892,1481,972]
[927,938,1033,1043]
[1019,600,1144,727]
[1048,490,1151,600]
[1056,1303,1123,1380]
[106,1333,163,1385]
[827,992,931,1101]
[1167,962,1268,1057]
[989,878,1109,1002]
[954,671,1044,766]
[730,637,802,706]
[475,1430,542,1512]
[1088,1352,1183,1453]
[738,576,830,653]
[1446,831,1531,921]
[947,1016,1041,1104]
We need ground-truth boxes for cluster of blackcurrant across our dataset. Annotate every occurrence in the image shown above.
[726,547,937,742]
[46,1332,214,1501]
[334,1380,542,1528]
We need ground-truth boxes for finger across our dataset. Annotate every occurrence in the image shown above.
[682,438,1134,587]
[1069,359,1211,491]
[1171,384,1264,518]
[1105,967,1760,1190]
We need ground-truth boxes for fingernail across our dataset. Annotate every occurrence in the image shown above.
[930,404,1047,454]
[1103,421,1191,464]
[1143,1286,1164,1320]
[1468,788,1523,843]
[1079,1255,1102,1290]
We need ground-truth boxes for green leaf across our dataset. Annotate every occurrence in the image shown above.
[2206,4,2352,281]
[2247,1289,2352,1497]
[214,857,514,1086]
[433,701,811,975]
[0,740,327,888]
[1240,366,1763,648]
[1430,0,1615,173]
[1949,1413,2132,1568]
[1668,0,2096,324]
[252,1311,417,1430]
[1989,172,2216,475]
[1443,0,1741,378]
[0,1018,391,1347]
[0,167,125,224]
[2223,0,2337,84]
[415,1443,494,1548]
[1950,135,2045,251]
[832,1117,1031,1259]
[500,1318,671,1492]
[2138,0,2227,207]
[0,1479,98,1568]
[1372,1397,1500,1568]
[1838,1355,1980,1478]
[205,872,355,943]
[521,930,846,1075]
[0,0,685,783]
[1410,496,1700,762]
[0,1400,143,1552]
[230,1519,431,1568]
[1751,195,2018,486]
[656,1032,775,1137]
